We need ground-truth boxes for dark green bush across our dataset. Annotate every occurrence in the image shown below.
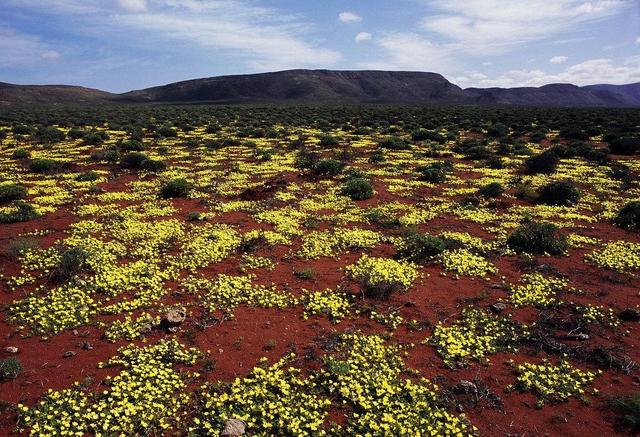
[52,247,89,282]
[417,161,453,183]
[0,357,22,381]
[0,183,27,203]
[12,148,30,159]
[120,152,149,169]
[83,130,109,146]
[341,177,374,201]
[313,158,344,177]
[4,238,39,260]
[411,129,445,143]
[29,158,59,173]
[537,181,580,206]
[487,123,509,138]
[614,201,640,230]
[34,126,65,143]
[140,159,167,172]
[12,124,33,135]
[161,178,191,198]
[608,393,640,433]
[75,171,99,182]
[524,150,559,174]
[506,221,568,255]
[478,182,504,198]
[0,201,39,224]
[378,136,409,150]
[157,125,178,138]
[609,137,640,155]
[119,139,145,151]
[318,134,340,146]
[397,233,448,262]
[369,150,385,163]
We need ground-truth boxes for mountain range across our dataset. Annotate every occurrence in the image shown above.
[2,69,639,107]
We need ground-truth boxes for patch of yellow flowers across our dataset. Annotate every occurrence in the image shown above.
[507,359,601,407]
[438,248,497,278]
[302,288,351,322]
[509,273,568,307]
[346,255,420,297]
[585,240,640,272]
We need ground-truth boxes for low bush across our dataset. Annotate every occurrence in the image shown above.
[0,201,39,224]
[161,178,191,198]
[313,158,344,177]
[614,201,640,230]
[607,393,640,433]
[340,177,374,201]
[378,136,409,150]
[0,183,27,203]
[537,181,580,206]
[506,220,568,255]
[417,161,453,183]
[52,247,90,283]
[140,159,167,172]
[478,182,504,198]
[29,158,59,173]
[75,171,99,182]
[120,152,149,169]
[609,137,640,155]
[12,148,30,159]
[524,150,559,174]
[397,232,448,263]
[0,357,22,381]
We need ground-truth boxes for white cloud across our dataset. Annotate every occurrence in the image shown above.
[0,25,55,66]
[338,12,362,23]
[116,0,147,13]
[359,33,456,72]
[355,32,372,42]
[549,55,568,64]
[421,0,630,55]
[454,57,640,88]
[40,50,61,60]
[4,0,341,72]
[636,36,640,44]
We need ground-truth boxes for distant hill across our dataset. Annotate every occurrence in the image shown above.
[0,82,116,105]
[2,70,639,107]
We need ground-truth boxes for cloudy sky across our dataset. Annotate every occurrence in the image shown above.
[1,0,639,92]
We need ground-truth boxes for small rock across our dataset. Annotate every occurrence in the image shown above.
[163,308,187,326]
[221,418,246,436]
[4,346,18,354]
[454,380,478,394]
[565,333,590,341]
[72,330,79,336]
[456,403,464,413]
[63,351,76,358]
[81,341,94,350]
[620,308,640,322]
[488,302,507,313]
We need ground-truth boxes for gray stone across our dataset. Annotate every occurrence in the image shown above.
[221,418,246,436]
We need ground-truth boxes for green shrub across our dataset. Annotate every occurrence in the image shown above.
[75,171,99,182]
[487,123,509,138]
[0,183,27,203]
[318,134,340,146]
[52,247,89,282]
[614,201,640,230]
[369,150,385,163]
[120,152,149,169]
[313,158,344,177]
[0,201,39,224]
[537,181,580,206]
[12,148,30,159]
[157,125,178,138]
[161,178,191,198]
[119,139,145,151]
[0,357,22,381]
[506,221,568,255]
[82,130,109,146]
[524,151,559,174]
[34,126,65,143]
[609,137,640,155]
[397,233,448,262]
[29,158,59,173]
[4,237,39,260]
[608,393,640,433]
[340,177,374,201]
[417,161,453,183]
[140,159,167,172]
[378,136,409,150]
[411,129,445,143]
[478,182,504,198]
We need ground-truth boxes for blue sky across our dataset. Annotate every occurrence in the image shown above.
[1,0,639,92]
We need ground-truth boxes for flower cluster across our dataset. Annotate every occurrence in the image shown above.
[586,241,640,272]
[302,288,351,322]
[438,248,497,278]
[428,307,527,366]
[509,273,568,307]
[507,359,600,406]
[298,227,383,259]
[345,255,420,297]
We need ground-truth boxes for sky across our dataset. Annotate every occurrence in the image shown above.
[1,0,639,92]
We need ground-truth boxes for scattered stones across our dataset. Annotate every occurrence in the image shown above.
[619,308,640,322]
[565,333,590,341]
[221,419,246,436]
[81,341,94,350]
[162,307,187,326]
[454,380,478,395]
[4,346,18,354]
[62,351,76,358]
[488,302,507,313]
